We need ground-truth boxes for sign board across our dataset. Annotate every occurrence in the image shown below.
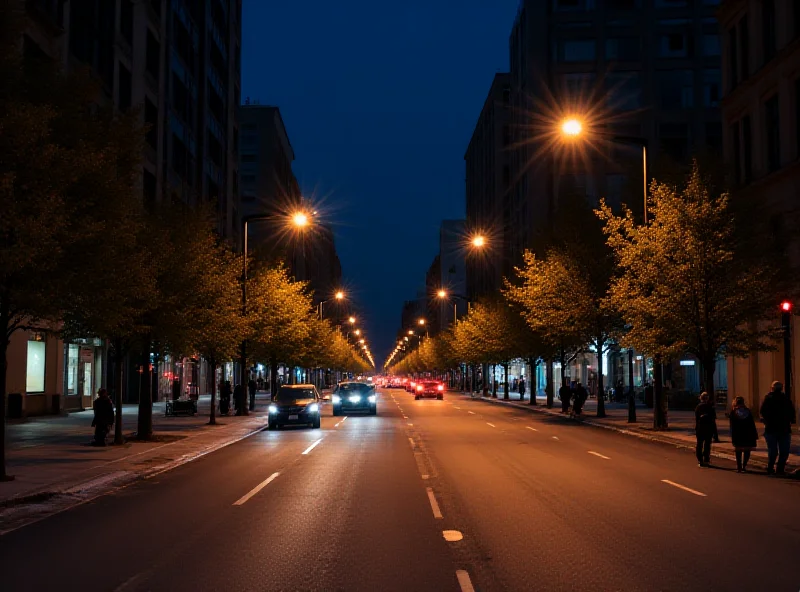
[80,348,94,364]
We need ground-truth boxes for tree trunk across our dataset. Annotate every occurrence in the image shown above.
[0,304,12,480]
[491,364,497,398]
[113,338,125,445]
[209,359,218,425]
[239,340,248,415]
[596,341,606,418]
[482,364,488,397]
[546,357,555,408]
[653,355,667,429]
[503,363,509,400]
[269,358,278,397]
[137,335,153,440]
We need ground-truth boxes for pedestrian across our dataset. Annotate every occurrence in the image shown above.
[233,383,244,415]
[519,378,526,401]
[559,381,572,413]
[759,380,796,475]
[573,381,588,416]
[91,388,114,446]
[729,396,758,473]
[694,392,717,467]
[248,377,257,411]
[220,380,232,415]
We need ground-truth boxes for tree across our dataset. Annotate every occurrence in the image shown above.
[598,163,779,427]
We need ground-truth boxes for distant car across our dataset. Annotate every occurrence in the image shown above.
[415,381,445,400]
[332,382,377,416]
[405,380,417,393]
[268,384,322,429]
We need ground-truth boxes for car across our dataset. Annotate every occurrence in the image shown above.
[405,380,417,393]
[268,384,322,429]
[332,382,377,416]
[414,381,445,400]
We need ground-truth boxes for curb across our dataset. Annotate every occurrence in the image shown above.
[464,394,798,473]
[0,416,269,536]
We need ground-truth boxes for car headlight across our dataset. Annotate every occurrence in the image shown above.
[349,395,361,403]
[368,395,377,403]
[268,405,278,414]
[332,395,341,404]
[308,403,319,413]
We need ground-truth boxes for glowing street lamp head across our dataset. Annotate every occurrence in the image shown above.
[354,329,361,336]
[335,291,344,300]
[561,118,583,137]
[359,339,365,344]
[418,318,426,326]
[437,289,447,299]
[348,316,356,324]
[292,212,309,227]
[408,330,414,336]
[472,235,486,248]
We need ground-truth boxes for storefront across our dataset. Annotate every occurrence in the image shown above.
[63,338,105,411]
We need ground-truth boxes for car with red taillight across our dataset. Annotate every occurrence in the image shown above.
[414,381,445,400]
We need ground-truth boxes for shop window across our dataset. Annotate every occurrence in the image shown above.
[65,344,79,395]
[27,334,46,393]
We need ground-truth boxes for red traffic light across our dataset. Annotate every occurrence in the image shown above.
[780,301,792,312]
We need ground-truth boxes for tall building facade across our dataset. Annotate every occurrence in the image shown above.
[507,0,723,269]
[720,0,800,411]
[465,73,511,301]
[438,220,467,328]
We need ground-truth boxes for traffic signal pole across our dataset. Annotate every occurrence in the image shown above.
[781,301,793,411]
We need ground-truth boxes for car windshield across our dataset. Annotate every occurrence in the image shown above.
[274,388,315,401]
[338,383,371,392]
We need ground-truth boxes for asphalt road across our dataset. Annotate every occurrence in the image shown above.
[1,389,798,592]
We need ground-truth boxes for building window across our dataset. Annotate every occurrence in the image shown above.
[120,0,134,45]
[659,32,692,58]
[65,344,79,396]
[702,34,720,56]
[739,16,749,82]
[703,69,721,107]
[658,70,694,109]
[241,174,256,184]
[606,37,640,61]
[557,39,596,62]
[742,115,752,183]
[765,94,780,172]
[606,0,638,8]
[145,98,158,149]
[27,334,46,393]
[762,0,776,63]
[240,154,256,163]
[606,72,641,110]
[659,123,689,163]
[146,30,160,80]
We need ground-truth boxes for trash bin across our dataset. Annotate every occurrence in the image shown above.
[7,393,23,419]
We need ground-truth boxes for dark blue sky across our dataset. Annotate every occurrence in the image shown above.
[241,0,520,365]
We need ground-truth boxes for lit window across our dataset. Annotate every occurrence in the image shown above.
[26,335,46,393]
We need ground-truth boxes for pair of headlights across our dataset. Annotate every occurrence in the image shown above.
[331,395,377,404]
[268,403,319,414]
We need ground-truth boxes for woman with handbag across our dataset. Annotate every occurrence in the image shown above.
[729,396,758,473]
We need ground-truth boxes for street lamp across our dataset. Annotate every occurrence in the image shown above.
[318,290,346,320]
[292,211,309,227]
[561,118,583,137]
[349,316,356,324]
[471,235,486,248]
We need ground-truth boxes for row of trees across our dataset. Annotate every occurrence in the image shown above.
[0,8,368,480]
[389,164,791,427]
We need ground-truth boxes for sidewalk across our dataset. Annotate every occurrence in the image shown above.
[463,390,799,472]
[0,393,276,532]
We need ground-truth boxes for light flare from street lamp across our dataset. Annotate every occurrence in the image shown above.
[472,235,485,248]
[437,289,447,298]
[349,316,356,324]
[355,329,361,336]
[561,118,583,137]
[335,291,344,300]
[292,212,309,227]
[418,319,426,326]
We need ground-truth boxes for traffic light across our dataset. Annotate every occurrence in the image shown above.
[781,301,792,329]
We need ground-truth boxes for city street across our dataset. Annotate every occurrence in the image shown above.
[1,389,798,592]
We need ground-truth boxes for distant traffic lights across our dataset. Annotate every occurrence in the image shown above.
[781,301,793,329]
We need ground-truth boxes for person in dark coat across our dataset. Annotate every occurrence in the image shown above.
[573,382,588,416]
[91,388,114,446]
[694,392,717,467]
[729,396,758,472]
[233,383,245,415]
[559,382,572,413]
[518,378,526,401]
[220,380,232,415]
[248,378,257,411]
[759,380,797,475]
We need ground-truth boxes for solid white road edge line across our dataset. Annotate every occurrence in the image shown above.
[456,570,476,592]
[233,472,280,506]
[486,422,496,428]
[662,479,707,497]
[426,487,443,519]
[588,451,611,460]
[302,439,323,455]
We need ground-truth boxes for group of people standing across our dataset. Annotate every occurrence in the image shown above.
[695,380,796,475]
[558,380,589,416]
[218,379,258,415]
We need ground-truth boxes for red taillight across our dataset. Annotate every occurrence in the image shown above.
[437,385,444,391]
[417,385,423,391]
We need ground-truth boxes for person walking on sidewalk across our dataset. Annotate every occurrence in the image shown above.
[695,392,717,467]
[759,381,796,476]
[248,377,257,411]
[519,378,526,401]
[91,389,114,446]
[573,382,588,417]
[729,396,758,473]
[559,382,572,413]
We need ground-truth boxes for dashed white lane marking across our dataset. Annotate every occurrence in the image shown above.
[486,422,496,428]
[421,474,429,480]
[403,415,409,419]
[468,411,475,415]
[339,416,347,423]
[443,530,463,542]
[456,570,476,592]
[588,451,611,460]
[454,406,461,410]
[233,472,280,505]
[662,480,707,497]
[301,439,323,455]
[552,436,559,441]
[409,437,416,449]
[426,487,443,519]
[510,418,520,421]
[407,422,413,426]
[526,427,538,432]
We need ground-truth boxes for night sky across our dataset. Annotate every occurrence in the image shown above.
[241,0,520,364]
